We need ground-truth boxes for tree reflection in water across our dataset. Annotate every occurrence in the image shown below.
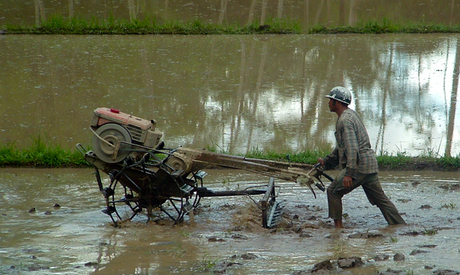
[2,34,458,157]
[1,1,460,157]
[3,0,460,29]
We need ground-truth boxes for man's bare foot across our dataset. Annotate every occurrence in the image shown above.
[334,219,344,228]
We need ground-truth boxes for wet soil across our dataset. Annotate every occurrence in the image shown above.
[0,168,459,274]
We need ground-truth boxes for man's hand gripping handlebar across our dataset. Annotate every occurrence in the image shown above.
[304,162,334,198]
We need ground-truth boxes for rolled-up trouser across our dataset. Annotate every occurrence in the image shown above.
[327,169,406,225]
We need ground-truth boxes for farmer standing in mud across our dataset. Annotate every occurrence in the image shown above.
[318,86,406,228]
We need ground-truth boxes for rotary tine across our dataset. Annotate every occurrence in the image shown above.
[267,201,285,229]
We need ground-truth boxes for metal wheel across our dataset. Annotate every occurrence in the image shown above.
[95,165,202,226]
[92,123,132,163]
[97,169,146,225]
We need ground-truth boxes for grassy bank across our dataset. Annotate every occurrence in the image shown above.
[3,17,460,35]
[310,18,460,34]
[2,16,300,35]
[1,139,459,171]
[245,149,460,171]
[0,138,88,168]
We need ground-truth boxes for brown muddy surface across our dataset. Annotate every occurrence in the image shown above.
[1,168,459,274]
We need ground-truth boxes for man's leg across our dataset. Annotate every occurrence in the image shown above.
[327,169,360,228]
[334,219,344,228]
[361,173,406,225]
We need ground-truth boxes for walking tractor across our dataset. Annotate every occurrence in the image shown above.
[77,107,331,228]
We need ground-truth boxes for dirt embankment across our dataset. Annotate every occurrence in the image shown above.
[377,159,459,172]
[2,157,459,171]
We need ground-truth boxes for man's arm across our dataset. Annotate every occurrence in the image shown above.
[322,148,339,170]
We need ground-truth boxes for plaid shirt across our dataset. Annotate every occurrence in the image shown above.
[324,109,378,178]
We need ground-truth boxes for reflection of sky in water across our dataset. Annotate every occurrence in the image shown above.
[382,43,458,156]
[263,40,459,156]
[241,87,458,157]
[1,35,459,157]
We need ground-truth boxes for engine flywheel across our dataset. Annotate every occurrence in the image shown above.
[92,123,132,163]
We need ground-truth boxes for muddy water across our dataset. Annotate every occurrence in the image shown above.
[1,34,459,157]
[1,168,459,274]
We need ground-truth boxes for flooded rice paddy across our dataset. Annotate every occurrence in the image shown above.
[1,168,459,274]
[1,34,459,157]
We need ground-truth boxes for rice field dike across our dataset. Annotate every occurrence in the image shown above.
[1,16,300,35]
[3,17,460,35]
[1,138,459,170]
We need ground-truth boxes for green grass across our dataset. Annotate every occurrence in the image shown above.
[244,147,331,164]
[5,16,460,35]
[310,18,460,34]
[0,137,88,167]
[437,156,460,168]
[376,150,460,171]
[376,151,413,169]
[3,16,300,35]
[1,138,459,170]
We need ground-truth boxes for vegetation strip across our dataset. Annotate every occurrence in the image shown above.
[2,16,300,35]
[4,17,460,35]
[309,18,460,34]
[0,138,88,168]
[1,139,459,170]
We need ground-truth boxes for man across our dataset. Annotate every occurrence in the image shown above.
[318,86,405,228]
